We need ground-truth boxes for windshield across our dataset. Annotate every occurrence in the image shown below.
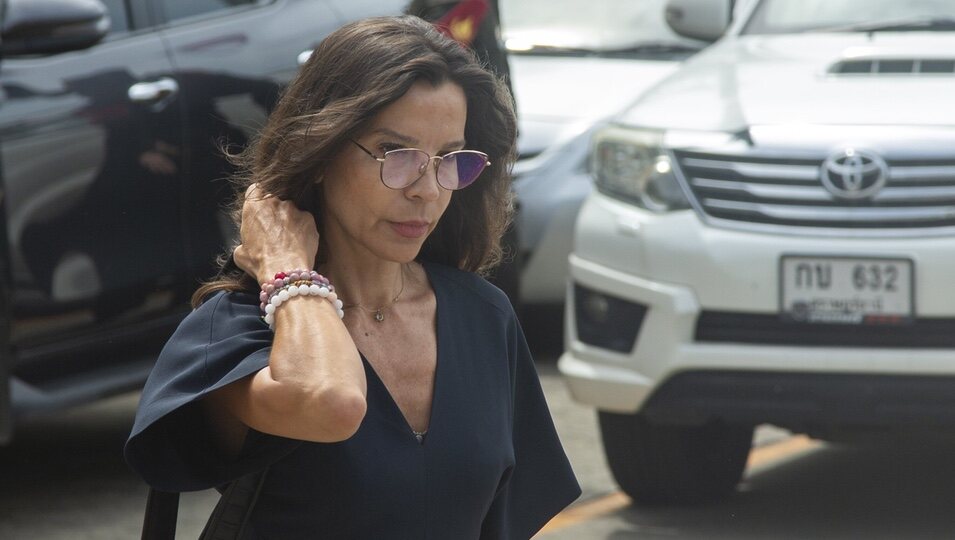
[499,0,704,56]
[744,0,955,34]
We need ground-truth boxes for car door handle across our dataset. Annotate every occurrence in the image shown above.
[298,49,313,66]
[128,77,179,105]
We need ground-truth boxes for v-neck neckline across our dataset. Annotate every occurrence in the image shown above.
[358,262,442,446]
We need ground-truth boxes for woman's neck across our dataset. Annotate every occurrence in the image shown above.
[320,256,409,310]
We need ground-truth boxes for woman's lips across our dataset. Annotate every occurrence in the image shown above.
[390,221,430,238]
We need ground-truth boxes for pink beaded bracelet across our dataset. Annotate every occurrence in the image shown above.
[259,269,344,330]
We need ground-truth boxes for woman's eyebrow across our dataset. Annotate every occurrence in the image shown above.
[371,128,466,149]
[371,128,417,146]
[444,138,467,150]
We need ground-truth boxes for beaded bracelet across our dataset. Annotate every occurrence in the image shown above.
[259,269,344,330]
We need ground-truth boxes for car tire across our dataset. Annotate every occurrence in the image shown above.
[598,411,753,505]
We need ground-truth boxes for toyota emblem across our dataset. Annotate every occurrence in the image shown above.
[820,148,888,200]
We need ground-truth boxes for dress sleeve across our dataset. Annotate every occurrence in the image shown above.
[124,291,300,492]
[481,314,581,539]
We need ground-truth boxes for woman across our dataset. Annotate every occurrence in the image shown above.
[125,15,580,538]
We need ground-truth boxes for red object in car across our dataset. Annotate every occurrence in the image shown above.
[433,0,488,46]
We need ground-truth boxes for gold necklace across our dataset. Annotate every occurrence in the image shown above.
[342,267,405,322]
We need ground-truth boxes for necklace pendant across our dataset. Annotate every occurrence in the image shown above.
[374,310,384,322]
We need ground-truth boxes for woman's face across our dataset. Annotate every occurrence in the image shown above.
[321,80,467,265]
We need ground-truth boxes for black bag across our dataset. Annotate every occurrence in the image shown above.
[141,468,268,540]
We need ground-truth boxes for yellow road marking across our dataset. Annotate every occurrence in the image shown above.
[536,434,821,536]
[746,434,820,470]
[537,491,631,534]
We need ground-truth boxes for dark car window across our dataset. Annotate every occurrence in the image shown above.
[101,0,131,34]
[158,0,265,23]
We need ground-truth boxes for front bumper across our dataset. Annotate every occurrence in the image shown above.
[559,192,955,425]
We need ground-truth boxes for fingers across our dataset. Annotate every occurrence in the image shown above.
[245,182,276,203]
[232,244,257,278]
[241,184,279,226]
[245,182,262,199]
[235,183,320,283]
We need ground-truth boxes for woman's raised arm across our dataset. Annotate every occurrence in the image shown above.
[204,184,367,448]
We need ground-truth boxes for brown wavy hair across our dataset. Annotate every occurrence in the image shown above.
[192,15,517,307]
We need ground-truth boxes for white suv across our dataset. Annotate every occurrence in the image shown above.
[560,0,955,504]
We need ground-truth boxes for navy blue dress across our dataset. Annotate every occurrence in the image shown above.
[125,262,580,539]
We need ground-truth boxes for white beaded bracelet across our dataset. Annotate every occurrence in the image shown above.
[259,270,344,330]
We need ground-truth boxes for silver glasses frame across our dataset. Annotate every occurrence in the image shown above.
[351,140,491,191]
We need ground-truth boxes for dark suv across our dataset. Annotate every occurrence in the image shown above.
[0,0,406,443]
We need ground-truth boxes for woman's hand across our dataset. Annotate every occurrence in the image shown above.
[233,183,319,284]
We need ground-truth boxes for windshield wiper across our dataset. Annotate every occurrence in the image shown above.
[602,42,703,55]
[511,41,702,57]
[510,44,601,55]
[817,17,955,33]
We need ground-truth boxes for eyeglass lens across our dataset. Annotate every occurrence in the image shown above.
[381,149,488,190]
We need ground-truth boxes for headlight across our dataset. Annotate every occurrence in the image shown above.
[591,126,690,212]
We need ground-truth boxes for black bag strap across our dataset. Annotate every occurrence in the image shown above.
[142,488,180,540]
[200,468,269,540]
[140,468,269,540]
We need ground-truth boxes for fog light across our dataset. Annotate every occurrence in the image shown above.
[574,284,646,353]
[582,293,611,325]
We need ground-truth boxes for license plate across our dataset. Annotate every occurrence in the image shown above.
[780,256,914,324]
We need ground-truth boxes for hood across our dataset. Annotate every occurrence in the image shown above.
[509,54,680,157]
[619,33,955,131]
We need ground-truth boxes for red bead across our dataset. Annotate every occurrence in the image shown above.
[275,272,287,279]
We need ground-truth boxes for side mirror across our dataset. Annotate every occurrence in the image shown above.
[664,0,733,43]
[2,0,110,56]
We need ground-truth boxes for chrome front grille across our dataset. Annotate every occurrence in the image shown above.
[829,58,955,75]
[674,151,955,231]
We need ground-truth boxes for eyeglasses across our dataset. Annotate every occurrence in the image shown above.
[351,140,491,191]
